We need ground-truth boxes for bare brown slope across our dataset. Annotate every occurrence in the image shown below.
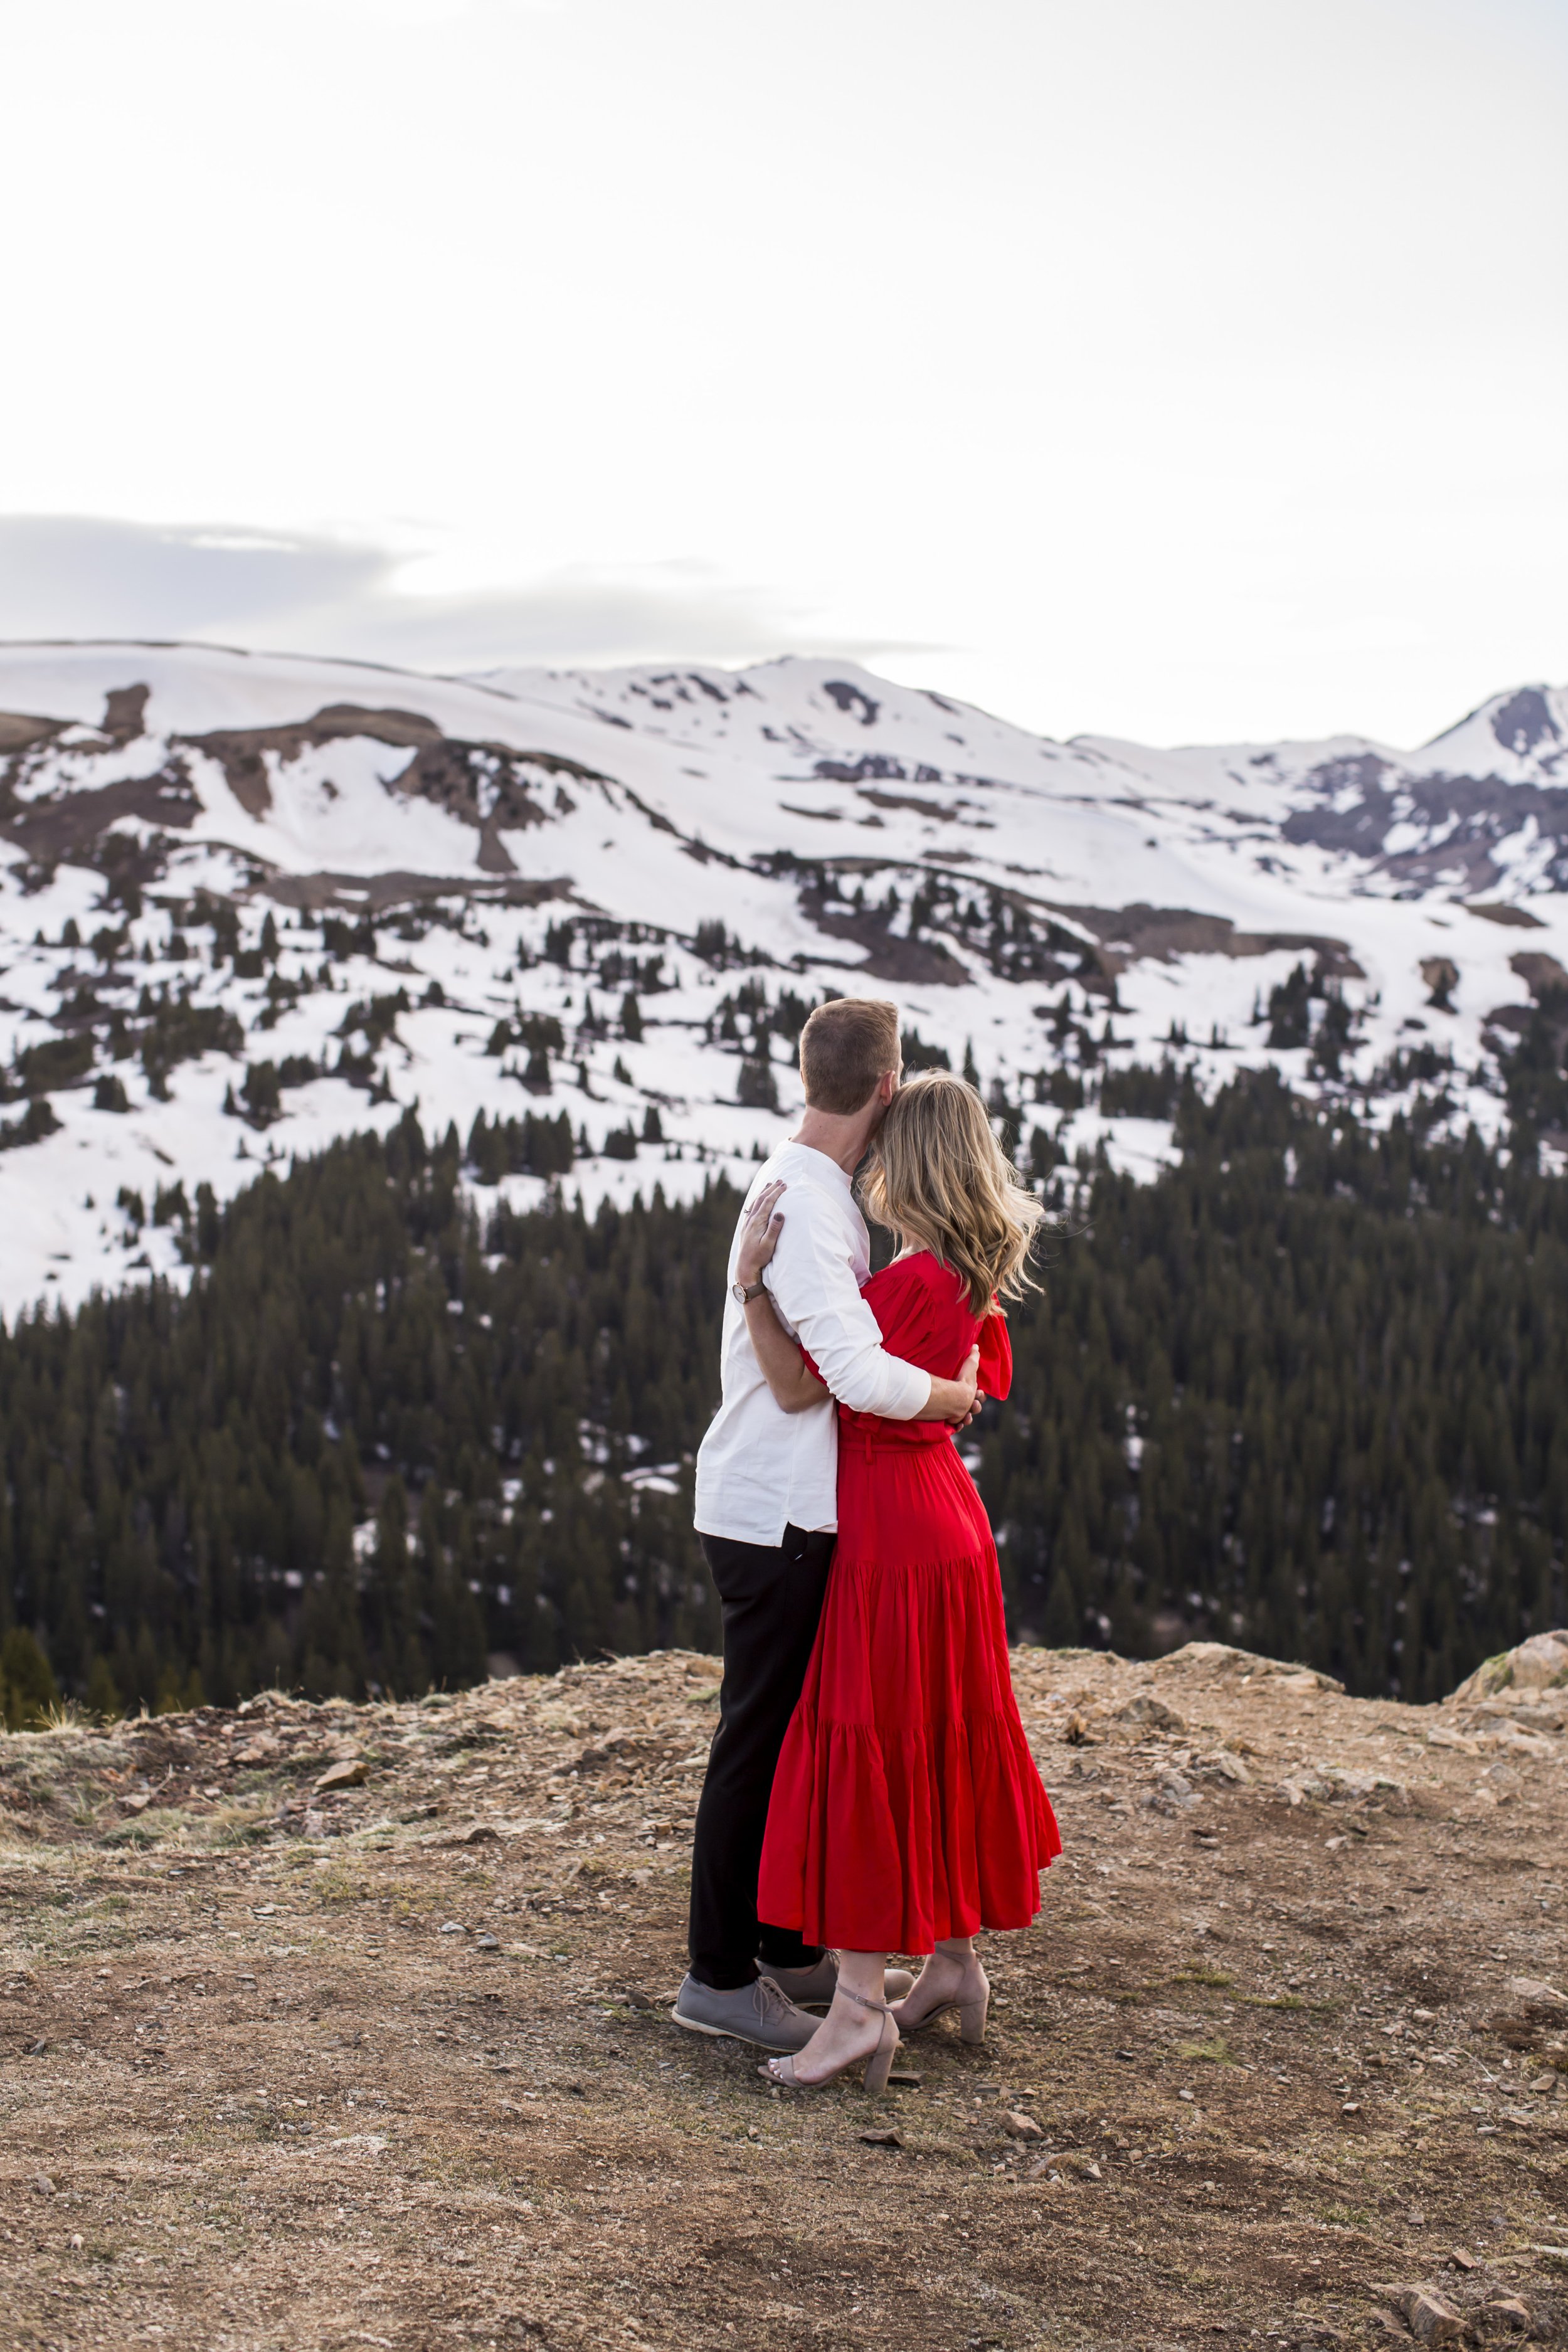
[2,1641,1566,2351]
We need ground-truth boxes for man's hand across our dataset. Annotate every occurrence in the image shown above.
[735,1179,787,1290]
[926,1343,981,1424]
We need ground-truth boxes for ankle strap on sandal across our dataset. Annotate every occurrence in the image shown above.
[837,1984,891,2014]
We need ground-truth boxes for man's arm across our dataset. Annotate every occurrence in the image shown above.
[736,1179,977,1424]
[766,1192,937,1421]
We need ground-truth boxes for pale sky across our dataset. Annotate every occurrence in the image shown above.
[2,0,1565,749]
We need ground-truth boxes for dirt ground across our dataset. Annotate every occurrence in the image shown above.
[3,1638,1567,2352]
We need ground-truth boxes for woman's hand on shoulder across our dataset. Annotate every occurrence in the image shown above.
[736,1178,787,1289]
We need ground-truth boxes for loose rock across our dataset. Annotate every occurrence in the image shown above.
[232,1732,280,1764]
[1507,1976,1567,2015]
[1002,2111,1043,2140]
[1112,1695,1185,1734]
[1396,2287,1465,2345]
[314,1757,368,1793]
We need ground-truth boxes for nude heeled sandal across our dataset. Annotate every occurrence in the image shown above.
[759,1984,900,2095]
[890,1959,990,2045]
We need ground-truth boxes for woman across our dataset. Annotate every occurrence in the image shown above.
[734,1069,1062,2092]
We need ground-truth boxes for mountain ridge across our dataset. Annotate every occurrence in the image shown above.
[3,639,1567,1316]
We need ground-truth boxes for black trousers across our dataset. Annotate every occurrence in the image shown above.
[687,1523,835,1989]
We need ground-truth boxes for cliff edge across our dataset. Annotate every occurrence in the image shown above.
[3,1636,1567,2349]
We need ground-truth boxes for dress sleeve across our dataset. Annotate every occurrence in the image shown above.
[978,1305,1012,1402]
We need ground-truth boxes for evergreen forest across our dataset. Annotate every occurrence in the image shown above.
[3,1064,1566,1724]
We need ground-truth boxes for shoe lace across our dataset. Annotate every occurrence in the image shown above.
[755,1976,803,2023]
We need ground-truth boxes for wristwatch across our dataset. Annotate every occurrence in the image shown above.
[732,1278,766,1305]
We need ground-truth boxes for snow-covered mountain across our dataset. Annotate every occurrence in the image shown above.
[3,639,1566,1316]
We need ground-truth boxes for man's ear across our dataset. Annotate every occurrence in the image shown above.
[878,1066,899,1106]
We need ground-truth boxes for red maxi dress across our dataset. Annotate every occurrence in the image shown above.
[758,1249,1061,1954]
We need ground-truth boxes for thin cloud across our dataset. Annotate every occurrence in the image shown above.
[0,515,385,640]
[0,515,940,676]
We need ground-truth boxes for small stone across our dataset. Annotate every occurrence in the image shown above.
[886,2068,923,2087]
[443,1824,501,1846]
[119,1792,152,1813]
[26,2038,47,2057]
[313,1757,367,1794]
[1003,2111,1043,2139]
[1449,2249,1478,2271]
[31,2175,53,2195]
[1396,2287,1465,2345]
[475,1932,500,1951]
[1114,2048,1136,2062]
[1178,2089,1194,2102]
[438,1920,467,1936]
[624,1989,657,2011]
[1507,1976,1568,2015]
[1340,2100,1363,2117]
[1113,1695,1185,1734]
[1477,2296,1531,2329]
[859,2128,903,2148]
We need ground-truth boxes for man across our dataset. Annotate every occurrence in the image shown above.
[674,997,980,2052]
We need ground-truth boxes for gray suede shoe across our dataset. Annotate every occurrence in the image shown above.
[670,1973,817,2052]
[763,1954,916,2010]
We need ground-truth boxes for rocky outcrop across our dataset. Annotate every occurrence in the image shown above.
[1451,1629,1568,1705]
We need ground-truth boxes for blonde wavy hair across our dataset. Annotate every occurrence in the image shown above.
[860,1069,1046,1315]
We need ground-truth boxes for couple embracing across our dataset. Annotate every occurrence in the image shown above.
[675,996,1061,2092]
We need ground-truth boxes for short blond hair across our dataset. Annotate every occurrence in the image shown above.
[799,997,900,1115]
[861,1069,1044,1315]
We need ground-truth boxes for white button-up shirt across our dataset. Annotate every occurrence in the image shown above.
[693,1140,933,1546]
